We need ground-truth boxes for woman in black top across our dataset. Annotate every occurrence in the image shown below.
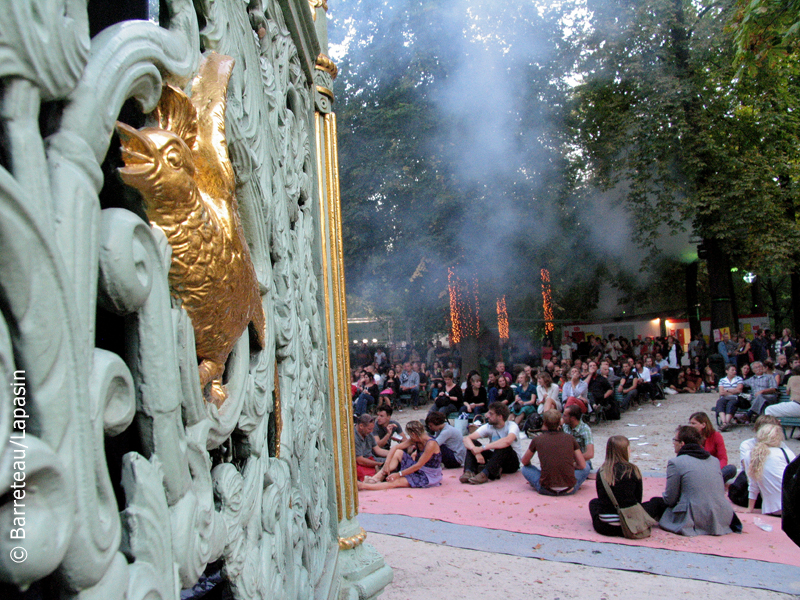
[432,370,463,415]
[461,373,488,415]
[589,435,659,536]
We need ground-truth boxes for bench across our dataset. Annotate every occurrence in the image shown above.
[780,418,800,440]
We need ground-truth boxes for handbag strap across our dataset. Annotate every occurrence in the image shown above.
[782,447,791,465]
[599,472,621,511]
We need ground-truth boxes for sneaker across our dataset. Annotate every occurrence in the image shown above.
[459,470,475,484]
[468,471,489,485]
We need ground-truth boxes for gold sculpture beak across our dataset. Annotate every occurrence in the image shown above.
[116,121,154,177]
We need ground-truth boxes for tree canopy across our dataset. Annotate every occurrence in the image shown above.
[329,0,800,341]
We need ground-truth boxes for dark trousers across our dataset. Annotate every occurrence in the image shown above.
[589,497,665,537]
[463,443,519,479]
[440,444,462,469]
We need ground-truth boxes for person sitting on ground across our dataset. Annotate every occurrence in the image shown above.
[354,414,384,481]
[589,436,662,536]
[461,372,488,416]
[649,425,741,536]
[535,370,561,414]
[714,364,745,431]
[689,411,736,482]
[563,405,594,490]
[766,366,800,418]
[684,366,702,393]
[425,411,466,469]
[521,409,586,495]
[510,371,537,425]
[358,421,443,491]
[617,362,639,410]
[562,367,590,413]
[431,369,463,415]
[373,407,406,457]
[743,423,796,516]
[460,401,524,485]
[734,415,786,508]
[743,361,779,419]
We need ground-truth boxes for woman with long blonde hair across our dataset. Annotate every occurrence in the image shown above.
[358,421,442,491]
[744,424,796,515]
[589,436,659,536]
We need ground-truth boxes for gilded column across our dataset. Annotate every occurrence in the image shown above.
[310,2,393,599]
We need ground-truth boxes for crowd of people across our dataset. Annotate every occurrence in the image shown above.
[351,329,800,538]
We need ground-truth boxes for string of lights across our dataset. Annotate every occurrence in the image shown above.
[541,268,554,334]
[448,267,480,343]
[497,295,509,340]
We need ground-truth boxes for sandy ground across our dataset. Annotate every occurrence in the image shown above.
[370,533,793,600]
[365,392,800,599]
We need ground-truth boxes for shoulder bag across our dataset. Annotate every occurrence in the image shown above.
[600,473,658,539]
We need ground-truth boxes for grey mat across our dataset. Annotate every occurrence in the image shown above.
[360,513,800,595]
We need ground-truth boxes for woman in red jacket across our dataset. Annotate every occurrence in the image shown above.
[689,412,736,482]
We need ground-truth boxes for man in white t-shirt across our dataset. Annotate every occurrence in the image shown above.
[460,402,523,485]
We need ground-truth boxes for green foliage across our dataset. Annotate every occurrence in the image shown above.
[569,0,800,274]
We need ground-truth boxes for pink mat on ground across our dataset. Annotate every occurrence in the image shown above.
[359,469,800,566]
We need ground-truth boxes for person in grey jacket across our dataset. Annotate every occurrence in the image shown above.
[650,425,742,536]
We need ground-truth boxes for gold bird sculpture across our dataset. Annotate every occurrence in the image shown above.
[116,53,266,407]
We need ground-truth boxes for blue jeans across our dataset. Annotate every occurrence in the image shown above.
[353,392,371,416]
[574,460,592,491]
[522,462,588,495]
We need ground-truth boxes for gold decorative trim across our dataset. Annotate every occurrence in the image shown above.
[338,528,367,550]
[315,54,338,80]
[316,114,343,522]
[325,112,357,519]
[308,0,328,20]
[316,85,334,100]
[273,361,281,458]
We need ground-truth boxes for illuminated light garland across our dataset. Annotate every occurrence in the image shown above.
[541,268,554,334]
[497,295,509,340]
[448,267,480,344]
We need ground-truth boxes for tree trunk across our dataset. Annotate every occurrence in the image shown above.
[685,261,701,337]
[705,238,735,335]
[751,277,763,314]
[458,337,479,381]
[728,263,740,334]
[792,272,800,334]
